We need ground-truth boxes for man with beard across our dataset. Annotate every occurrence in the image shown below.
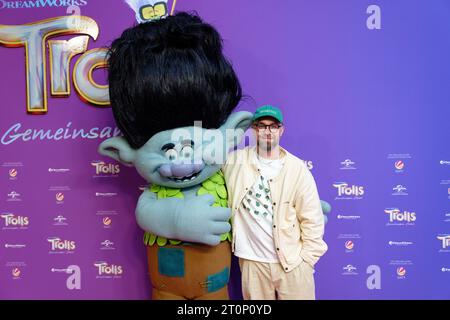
[223,105,328,300]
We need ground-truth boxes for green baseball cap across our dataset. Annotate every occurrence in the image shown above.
[252,105,283,123]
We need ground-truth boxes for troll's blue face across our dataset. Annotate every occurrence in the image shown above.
[98,111,252,188]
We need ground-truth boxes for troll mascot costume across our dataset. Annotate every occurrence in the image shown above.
[98,0,251,300]
[99,0,331,300]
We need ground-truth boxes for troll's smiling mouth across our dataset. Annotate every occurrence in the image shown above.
[167,171,201,183]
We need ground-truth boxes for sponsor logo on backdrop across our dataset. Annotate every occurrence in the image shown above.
[392,184,408,196]
[1,213,29,230]
[388,241,413,247]
[49,186,70,204]
[94,261,123,279]
[11,267,21,279]
[338,234,360,252]
[53,215,68,226]
[6,261,26,279]
[4,243,26,249]
[95,192,117,197]
[56,192,64,203]
[384,208,416,226]
[8,168,18,180]
[100,240,115,250]
[337,214,361,220]
[51,265,81,290]
[6,191,21,202]
[440,160,450,165]
[389,260,413,266]
[387,153,411,173]
[344,240,354,252]
[437,235,450,252]
[342,264,358,276]
[102,217,112,228]
[91,161,120,177]
[441,267,450,272]
[396,266,407,279]
[340,159,356,170]
[47,237,76,254]
[3,162,23,180]
[0,0,89,10]
[333,182,365,200]
[394,160,405,172]
[338,233,361,239]
[387,153,412,159]
[390,260,412,279]
[48,168,70,173]
[445,213,450,223]
[96,210,118,216]
[2,162,23,167]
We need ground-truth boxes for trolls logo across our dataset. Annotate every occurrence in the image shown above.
[91,161,120,175]
[0,15,108,114]
[94,262,123,276]
[437,235,450,250]
[384,208,416,224]
[1,213,29,227]
[333,182,365,199]
[47,237,76,251]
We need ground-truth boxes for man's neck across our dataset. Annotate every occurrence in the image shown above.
[257,145,282,160]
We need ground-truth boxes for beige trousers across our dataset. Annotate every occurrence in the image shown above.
[239,258,316,300]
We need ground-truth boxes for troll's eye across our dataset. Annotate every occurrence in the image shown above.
[165,149,178,161]
[181,146,193,159]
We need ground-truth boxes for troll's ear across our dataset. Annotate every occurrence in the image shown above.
[98,137,137,167]
[221,111,253,151]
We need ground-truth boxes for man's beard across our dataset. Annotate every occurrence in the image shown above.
[257,138,277,154]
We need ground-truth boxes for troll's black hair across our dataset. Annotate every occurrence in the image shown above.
[107,12,242,149]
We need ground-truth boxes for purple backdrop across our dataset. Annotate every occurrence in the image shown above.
[0,0,449,299]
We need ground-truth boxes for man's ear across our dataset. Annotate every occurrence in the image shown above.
[98,137,137,167]
[221,111,253,150]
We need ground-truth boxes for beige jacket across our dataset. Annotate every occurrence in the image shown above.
[222,146,327,272]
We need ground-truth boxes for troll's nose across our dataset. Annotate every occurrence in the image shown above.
[158,163,205,178]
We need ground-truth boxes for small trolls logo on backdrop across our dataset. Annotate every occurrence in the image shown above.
[384,208,416,226]
[47,237,76,253]
[333,182,365,200]
[94,261,123,278]
[1,213,29,229]
[91,161,120,177]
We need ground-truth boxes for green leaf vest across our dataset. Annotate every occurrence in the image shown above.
[143,170,232,246]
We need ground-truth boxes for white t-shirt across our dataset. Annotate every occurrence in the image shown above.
[233,153,285,263]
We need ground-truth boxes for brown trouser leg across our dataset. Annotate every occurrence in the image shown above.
[147,241,231,300]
